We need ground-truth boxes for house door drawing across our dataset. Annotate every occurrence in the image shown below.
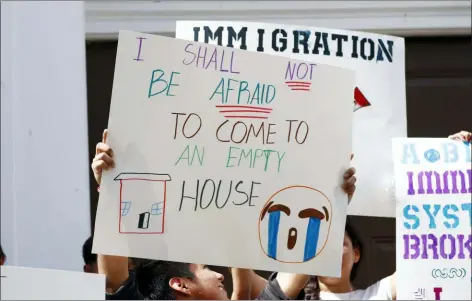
[114,172,172,234]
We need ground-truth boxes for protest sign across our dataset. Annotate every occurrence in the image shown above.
[393,138,471,300]
[93,30,355,276]
[176,21,407,218]
[0,266,105,300]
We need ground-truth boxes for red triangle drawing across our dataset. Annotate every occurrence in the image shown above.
[353,87,371,112]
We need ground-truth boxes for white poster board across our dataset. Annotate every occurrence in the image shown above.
[176,21,407,218]
[0,266,105,300]
[93,31,355,276]
[393,138,471,300]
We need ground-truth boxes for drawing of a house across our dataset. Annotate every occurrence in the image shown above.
[114,172,172,234]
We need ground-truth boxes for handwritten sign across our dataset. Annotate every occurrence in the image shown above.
[0,266,105,300]
[93,31,354,276]
[393,138,471,300]
[176,21,407,218]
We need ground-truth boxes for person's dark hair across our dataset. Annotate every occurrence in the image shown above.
[0,244,5,260]
[133,259,194,300]
[345,219,362,281]
[303,218,363,300]
[303,276,320,300]
[82,236,96,265]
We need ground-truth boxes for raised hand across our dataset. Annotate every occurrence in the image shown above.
[91,129,115,185]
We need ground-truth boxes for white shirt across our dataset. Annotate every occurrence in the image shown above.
[319,276,393,300]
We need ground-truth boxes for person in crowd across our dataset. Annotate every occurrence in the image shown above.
[92,129,357,300]
[449,130,471,142]
[83,236,98,273]
[105,258,229,300]
[0,244,6,266]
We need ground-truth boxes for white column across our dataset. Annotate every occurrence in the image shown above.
[1,1,91,271]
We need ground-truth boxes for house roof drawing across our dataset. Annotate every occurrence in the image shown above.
[114,172,172,181]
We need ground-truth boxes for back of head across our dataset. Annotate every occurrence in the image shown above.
[0,244,5,265]
[82,236,96,265]
[134,259,194,300]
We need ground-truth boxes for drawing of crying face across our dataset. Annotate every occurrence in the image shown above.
[258,186,332,263]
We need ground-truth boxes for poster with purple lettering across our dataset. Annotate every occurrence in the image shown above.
[393,138,471,300]
[176,21,406,218]
[93,30,355,276]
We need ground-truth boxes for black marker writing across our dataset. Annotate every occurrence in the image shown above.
[172,112,202,139]
[178,180,261,211]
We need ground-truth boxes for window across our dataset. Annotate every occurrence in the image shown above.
[151,202,163,215]
[121,201,131,216]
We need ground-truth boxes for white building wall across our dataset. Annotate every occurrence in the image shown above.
[85,0,471,39]
[1,1,91,271]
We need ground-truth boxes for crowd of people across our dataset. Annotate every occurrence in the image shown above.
[1,130,470,300]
